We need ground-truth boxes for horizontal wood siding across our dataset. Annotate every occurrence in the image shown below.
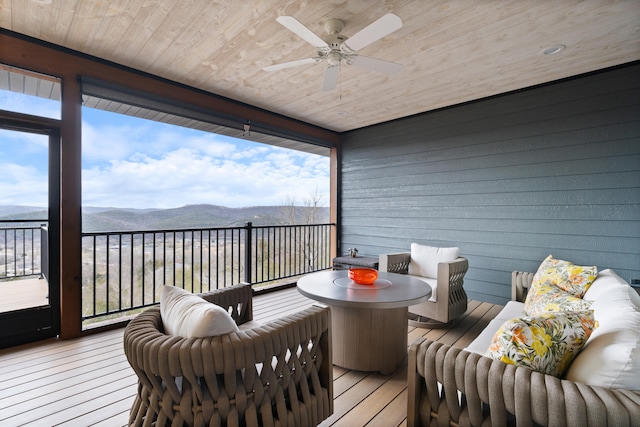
[340,63,640,304]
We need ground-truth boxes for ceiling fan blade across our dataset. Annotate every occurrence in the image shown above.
[342,13,403,52]
[350,56,402,75]
[322,65,339,91]
[276,16,329,49]
[263,57,319,72]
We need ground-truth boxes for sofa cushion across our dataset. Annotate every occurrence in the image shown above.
[161,285,240,338]
[584,268,630,301]
[531,254,598,298]
[408,243,459,280]
[524,283,592,316]
[565,270,640,390]
[485,310,596,377]
[465,318,507,355]
[464,301,526,355]
[495,301,527,322]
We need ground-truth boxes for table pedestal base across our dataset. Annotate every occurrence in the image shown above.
[331,305,408,374]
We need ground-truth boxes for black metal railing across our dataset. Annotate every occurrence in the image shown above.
[1,220,334,323]
[0,220,46,279]
[81,222,334,321]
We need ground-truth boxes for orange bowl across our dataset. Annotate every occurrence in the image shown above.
[348,268,378,285]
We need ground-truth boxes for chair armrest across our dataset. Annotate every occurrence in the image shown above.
[379,252,411,273]
[511,271,535,302]
[199,283,253,324]
[435,257,468,306]
[408,338,640,427]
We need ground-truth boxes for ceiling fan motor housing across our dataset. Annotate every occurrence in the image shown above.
[322,33,348,65]
[324,18,344,35]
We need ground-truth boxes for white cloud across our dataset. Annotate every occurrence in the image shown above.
[0,164,48,206]
[80,123,329,209]
[0,129,49,207]
[0,95,330,209]
[0,92,60,119]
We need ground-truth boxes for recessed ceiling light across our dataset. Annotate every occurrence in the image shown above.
[337,111,348,117]
[542,45,566,55]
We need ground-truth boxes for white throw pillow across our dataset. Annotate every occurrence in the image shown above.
[564,273,640,390]
[160,285,240,338]
[408,243,460,279]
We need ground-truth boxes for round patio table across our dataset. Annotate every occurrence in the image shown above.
[297,270,431,374]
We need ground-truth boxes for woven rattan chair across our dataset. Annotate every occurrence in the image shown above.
[379,253,468,328]
[123,284,333,426]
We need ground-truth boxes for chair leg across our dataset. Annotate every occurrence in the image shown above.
[407,312,459,329]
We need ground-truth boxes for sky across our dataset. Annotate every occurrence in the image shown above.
[0,91,330,209]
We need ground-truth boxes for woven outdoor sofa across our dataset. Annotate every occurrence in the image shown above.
[408,262,640,427]
[124,284,333,426]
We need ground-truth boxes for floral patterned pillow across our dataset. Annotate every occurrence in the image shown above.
[525,283,592,316]
[485,310,597,377]
[532,255,598,298]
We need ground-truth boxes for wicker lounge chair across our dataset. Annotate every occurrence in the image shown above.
[123,284,333,426]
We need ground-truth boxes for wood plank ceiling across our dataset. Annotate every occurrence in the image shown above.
[1,0,639,133]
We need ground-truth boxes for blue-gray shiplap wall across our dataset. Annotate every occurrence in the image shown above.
[339,63,640,305]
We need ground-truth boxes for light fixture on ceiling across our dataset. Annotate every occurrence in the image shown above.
[337,111,348,117]
[542,45,566,55]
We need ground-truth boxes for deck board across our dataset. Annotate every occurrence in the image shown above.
[0,277,49,313]
[0,286,501,426]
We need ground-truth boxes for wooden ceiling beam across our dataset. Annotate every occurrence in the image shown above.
[0,29,340,147]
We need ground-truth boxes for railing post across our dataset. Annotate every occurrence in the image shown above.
[40,224,49,281]
[244,222,252,284]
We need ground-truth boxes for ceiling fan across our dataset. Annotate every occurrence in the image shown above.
[263,13,403,91]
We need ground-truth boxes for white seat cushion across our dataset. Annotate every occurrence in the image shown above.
[464,318,506,355]
[160,285,240,338]
[414,276,437,302]
[494,301,526,322]
[464,301,526,355]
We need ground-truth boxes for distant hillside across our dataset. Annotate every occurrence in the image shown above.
[0,205,48,219]
[0,204,330,232]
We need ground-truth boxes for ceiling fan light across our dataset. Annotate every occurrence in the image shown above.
[327,51,342,66]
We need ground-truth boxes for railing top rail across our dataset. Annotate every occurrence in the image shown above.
[250,223,335,230]
[0,219,48,224]
[81,222,336,237]
[82,226,245,236]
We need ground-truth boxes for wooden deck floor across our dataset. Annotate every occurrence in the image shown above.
[0,287,502,426]
[0,276,49,313]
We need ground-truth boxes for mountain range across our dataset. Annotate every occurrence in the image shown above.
[0,204,330,232]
